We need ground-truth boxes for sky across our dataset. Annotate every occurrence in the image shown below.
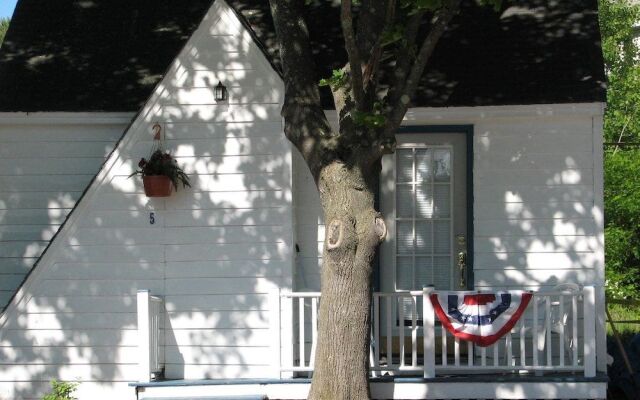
[0,0,17,19]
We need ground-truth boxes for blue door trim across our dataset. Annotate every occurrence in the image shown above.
[374,125,474,291]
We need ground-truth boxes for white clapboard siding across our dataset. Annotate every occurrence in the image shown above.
[0,2,290,398]
[474,235,601,254]
[474,268,602,287]
[164,122,283,139]
[161,87,281,105]
[0,346,138,365]
[166,310,269,330]
[165,260,286,279]
[170,68,280,89]
[165,345,272,365]
[168,328,271,348]
[473,116,601,292]
[131,136,287,157]
[161,104,281,123]
[0,120,131,317]
[475,200,595,221]
[0,329,139,348]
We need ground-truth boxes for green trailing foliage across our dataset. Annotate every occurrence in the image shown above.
[42,380,78,400]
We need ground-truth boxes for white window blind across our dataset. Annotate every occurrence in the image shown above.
[395,146,453,292]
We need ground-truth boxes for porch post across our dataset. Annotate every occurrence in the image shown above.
[269,287,282,378]
[423,287,436,378]
[583,285,596,377]
[137,290,152,383]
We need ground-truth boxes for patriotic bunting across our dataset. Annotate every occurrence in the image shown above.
[429,291,533,347]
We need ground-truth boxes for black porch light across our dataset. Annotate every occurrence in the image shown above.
[215,81,228,102]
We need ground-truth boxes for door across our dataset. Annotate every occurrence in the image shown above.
[380,131,470,295]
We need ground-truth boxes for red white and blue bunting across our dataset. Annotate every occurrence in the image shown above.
[429,291,533,347]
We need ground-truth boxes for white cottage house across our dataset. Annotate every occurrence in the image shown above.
[0,0,608,399]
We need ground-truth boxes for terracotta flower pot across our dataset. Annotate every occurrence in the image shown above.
[143,175,173,197]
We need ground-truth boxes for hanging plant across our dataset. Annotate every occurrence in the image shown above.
[129,124,191,197]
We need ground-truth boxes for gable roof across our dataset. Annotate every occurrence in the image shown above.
[0,0,606,112]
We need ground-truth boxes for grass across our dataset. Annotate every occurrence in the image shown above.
[607,301,640,341]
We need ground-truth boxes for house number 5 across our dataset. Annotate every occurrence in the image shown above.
[149,212,156,225]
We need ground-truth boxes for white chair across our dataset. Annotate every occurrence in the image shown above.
[537,283,581,363]
[504,283,581,367]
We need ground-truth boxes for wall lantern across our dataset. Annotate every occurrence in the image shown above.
[215,81,228,102]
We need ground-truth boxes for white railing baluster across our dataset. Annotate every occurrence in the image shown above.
[520,319,526,368]
[399,296,405,367]
[533,298,539,368]
[481,346,487,367]
[441,323,447,366]
[386,296,393,369]
[467,341,473,367]
[454,337,460,367]
[559,295,565,367]
[546,296,552,366]
[310,297,318,368]
[583,286,596,377]
[572,294,579,367]
[411,296,418,368]
[373,295,380,373]
[506,331,513,367]
[493,342,499,367]
[423,287,436,378]
[299,298,306,368]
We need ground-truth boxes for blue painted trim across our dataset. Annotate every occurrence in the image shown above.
[129,373,608,388]
[395,125,475,290]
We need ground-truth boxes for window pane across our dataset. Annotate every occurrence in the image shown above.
[396,257,413,290]
[433,184,450,218]
[434,149,451,182]
[396,149,414,183]
[415,256,433,289]
[416,149,432,182]
[415,185,433,218]
[415,221,433,254]
[396,185,413,218]
[433,221,450,254]
[433,256,451,289]
[397,221,414,254]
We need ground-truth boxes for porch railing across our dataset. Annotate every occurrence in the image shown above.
[280,286,597,378]
[137,290,165,382]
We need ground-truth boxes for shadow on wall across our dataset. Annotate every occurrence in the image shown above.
[473,120,602,291]
[0,26,290,398]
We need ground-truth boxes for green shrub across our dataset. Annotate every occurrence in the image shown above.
[42,380,78,400]
[605,149,640,299]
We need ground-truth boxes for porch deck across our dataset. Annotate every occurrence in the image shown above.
[131,374,608,399]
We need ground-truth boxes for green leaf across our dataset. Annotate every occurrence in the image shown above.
[319,69,348,89]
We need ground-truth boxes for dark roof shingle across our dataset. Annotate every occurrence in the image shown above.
[0,0,606,112]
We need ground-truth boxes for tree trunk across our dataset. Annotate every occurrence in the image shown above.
[307,159,384,400]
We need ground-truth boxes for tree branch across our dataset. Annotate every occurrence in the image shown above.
[362,0,396,88]
[341,0,365,110]
[383,0,461,139]
[269,0,334,176]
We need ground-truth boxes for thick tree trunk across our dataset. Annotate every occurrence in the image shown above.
[307,160,384,400]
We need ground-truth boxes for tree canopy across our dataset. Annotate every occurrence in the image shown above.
[0,18,9,46]
[599,0,640,298]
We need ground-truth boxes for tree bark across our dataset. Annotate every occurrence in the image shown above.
[307,158,384,400]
